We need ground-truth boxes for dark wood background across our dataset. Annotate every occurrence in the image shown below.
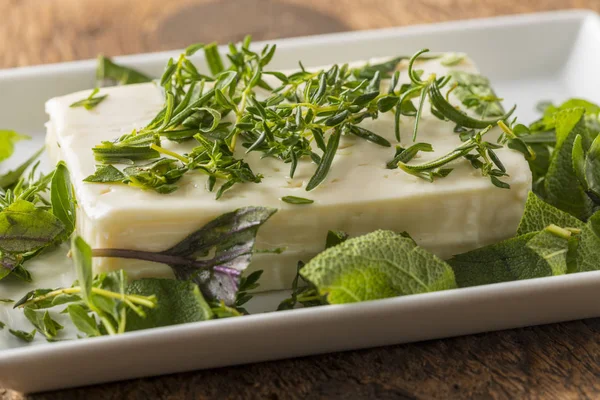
[2,0,600,399]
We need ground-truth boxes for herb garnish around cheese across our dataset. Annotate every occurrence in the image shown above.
[510,99,600,220]
[12,207,274,337]
[69,88,108,111]
[297,192,600,305]
[90,206,275,305]
[0,161,76,282]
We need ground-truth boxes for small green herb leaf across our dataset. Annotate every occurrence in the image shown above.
[0,130,28,162]
[325,230,349,249]
[9,328,36,342]
[544,108,595,220]
[96,55,152,87]
[66,304,100,337]
[84,165,126,183]
[23,308,63,340]
[281,196,314,205]
[69,88,108,111]
[306,129,340,191]
[0,147,44,190]
[71,236,94,305]
[51,162,75,238]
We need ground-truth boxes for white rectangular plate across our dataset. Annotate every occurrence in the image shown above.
[1,9,600,394]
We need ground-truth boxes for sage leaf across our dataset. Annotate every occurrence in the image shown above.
[448,228,570,287]
[125,278,213,331]
[517,192,584,235]
[300,230,457,304]
[517,192,600,273]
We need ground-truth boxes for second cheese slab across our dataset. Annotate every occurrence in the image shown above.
[46,54,532,291]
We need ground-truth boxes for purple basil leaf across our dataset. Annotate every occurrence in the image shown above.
[161,206,276,305]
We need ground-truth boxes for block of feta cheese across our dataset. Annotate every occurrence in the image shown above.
[46,55,532,292]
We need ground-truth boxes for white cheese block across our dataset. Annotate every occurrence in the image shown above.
[45,55,532,292]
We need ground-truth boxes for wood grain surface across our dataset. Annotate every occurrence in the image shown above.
[2,0,600,399]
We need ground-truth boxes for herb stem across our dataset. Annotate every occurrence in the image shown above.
[546,224,573,240]
[150,144,189,164]
[17,287,157,309]
[91,248,240,277]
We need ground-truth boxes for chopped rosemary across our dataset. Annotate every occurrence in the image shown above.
[69,88,108,111]
[281,196,314,205]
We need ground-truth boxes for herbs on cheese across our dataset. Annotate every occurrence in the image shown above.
[87,40,518,197]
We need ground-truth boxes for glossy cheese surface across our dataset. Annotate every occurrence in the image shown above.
[45,56,532,291]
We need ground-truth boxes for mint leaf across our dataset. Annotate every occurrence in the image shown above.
[23,308,63,339]
[0,130,28,162]
[125,278,213,331]
[66,304,100,337]
[573,133,600,204]
[0,199,64,253]
[51,162,75,238]
[71,236,93,305]
[543,108,595,220]
[300,230,456,304]
[531,98,600,132]
[9,328,36,342]
[0,320,4,329]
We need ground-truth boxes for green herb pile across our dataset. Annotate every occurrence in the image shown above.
[284,98,600,306]
[84,40,519,198]
[2,41,600,343]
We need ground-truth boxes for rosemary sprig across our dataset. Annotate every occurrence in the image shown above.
[398,125,511,188]
[90,43,518,197]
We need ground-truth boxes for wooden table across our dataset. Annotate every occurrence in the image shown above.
[2,0,600,398]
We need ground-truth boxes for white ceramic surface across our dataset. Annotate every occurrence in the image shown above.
[0,9,600,394]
